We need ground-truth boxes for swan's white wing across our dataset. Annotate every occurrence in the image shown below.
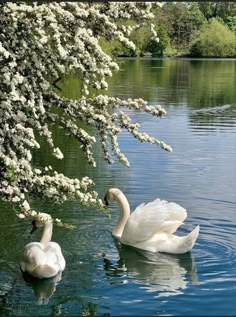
[22,242,47,268]
[121,198,187,245]
[45,242,66,271]
[21,242,65,278]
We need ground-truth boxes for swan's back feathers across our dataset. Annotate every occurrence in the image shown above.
[121,198,187,245]
[21,242,65,279]
[22,243,47,267]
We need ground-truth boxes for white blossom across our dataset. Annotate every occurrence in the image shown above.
[53,147,64,159]
[18,213,26,219]
[12,196,21,202]
[22,200,30,211]
[0,2,170,221]
[31,210,37,216]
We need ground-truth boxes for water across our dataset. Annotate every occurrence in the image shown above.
[0,58,236,316]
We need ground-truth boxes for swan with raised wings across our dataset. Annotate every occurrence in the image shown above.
[104,188,199,254]
[20,213,65,279]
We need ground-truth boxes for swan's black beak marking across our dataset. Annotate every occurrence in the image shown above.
[103,194,109,207]
[30,220,37,234]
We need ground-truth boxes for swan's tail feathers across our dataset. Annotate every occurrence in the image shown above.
[32,265,58,279]
[185,225,200,251]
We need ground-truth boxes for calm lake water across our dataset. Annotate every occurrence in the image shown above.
[0,58,236,316]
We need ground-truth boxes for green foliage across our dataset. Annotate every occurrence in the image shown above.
[100,3,235,58]
[6,167,17,184]
[198,2,236,22]
[145,24,170,56]
[190,18,236,57]
[163,43,178,57]
[226,16,236,32]
[129,25,150,56]
[99,37,136,58]
[99,20,147,57]
[159,2,206,49]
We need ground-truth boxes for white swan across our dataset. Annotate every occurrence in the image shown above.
[20,213,66,279]
[104,188,200,254]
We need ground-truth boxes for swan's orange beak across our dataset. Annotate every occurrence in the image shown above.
[30,220,37,234]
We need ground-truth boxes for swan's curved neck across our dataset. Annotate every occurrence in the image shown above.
[40,222,53,246]
[112,191,130,238]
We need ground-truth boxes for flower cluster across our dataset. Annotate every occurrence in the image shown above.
[0,2,170,221]
[35,212,53,225]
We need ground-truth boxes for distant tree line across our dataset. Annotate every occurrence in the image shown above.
[104,2,236,58]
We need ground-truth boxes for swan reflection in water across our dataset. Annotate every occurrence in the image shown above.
[102,240,198,296]
[22,271,62,304]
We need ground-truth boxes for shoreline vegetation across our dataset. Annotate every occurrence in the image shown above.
[101,2,236,59]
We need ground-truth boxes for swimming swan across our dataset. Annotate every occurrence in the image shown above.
[20,213,66,279]
[104,188,200,254]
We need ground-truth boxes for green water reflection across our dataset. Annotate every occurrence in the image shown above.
[106,58,236,108]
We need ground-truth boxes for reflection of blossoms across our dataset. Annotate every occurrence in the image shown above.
[0,2,170,220]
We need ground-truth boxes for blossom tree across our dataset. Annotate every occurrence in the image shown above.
[0,2,171,222]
